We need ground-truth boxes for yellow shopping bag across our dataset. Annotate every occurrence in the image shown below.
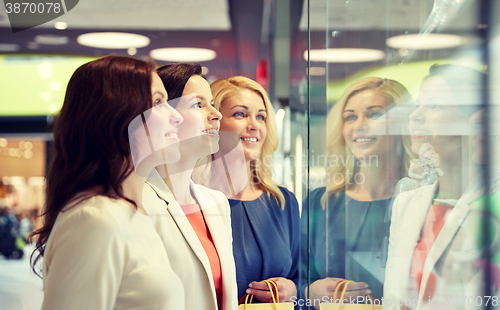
[319,280,383,310]
[238,280,295,310]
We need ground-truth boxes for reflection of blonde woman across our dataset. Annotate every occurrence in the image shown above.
[302,77,414,305]
[209,77,300,302]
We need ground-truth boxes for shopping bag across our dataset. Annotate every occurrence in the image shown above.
[319,280,383,310]
[237,280,294,310]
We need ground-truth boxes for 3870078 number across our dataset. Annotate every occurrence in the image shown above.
[5,2,61,14]
[443,296,498,307]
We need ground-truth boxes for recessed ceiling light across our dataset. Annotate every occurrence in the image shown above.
[54,22,67,30]
[77,32,150,49]
[386,34,466,50]
[27,42,40,49]
[304,48,385,63]
[127,47,137,56]
[150,48,217,62]
[0,43,20,52]
[307,67,326,76]
[35,34,69,45]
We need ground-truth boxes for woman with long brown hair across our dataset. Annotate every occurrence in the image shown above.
[30,55,184,310]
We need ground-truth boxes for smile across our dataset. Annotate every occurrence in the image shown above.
[241,137,258,142]
[412,129,431,135]
[203,129,219,135]
[354,137,375,143]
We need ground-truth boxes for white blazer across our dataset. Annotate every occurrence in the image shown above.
[142,171,238,310]
[384,181,499,309]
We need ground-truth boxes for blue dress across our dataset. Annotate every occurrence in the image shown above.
[229,187,300,300]
[300,187,393,299]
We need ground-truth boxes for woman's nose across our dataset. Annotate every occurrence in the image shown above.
[409,105,425,122]
[247,117,259,131]
[169,105,183,125]
[353,116,368,131]
[208,105,222,121]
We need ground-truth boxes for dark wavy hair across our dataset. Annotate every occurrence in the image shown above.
[424,63,486,116]
[29,55,156,276]
[156,63,202,104]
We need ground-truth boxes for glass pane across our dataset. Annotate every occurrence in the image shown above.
[302,0,499,309]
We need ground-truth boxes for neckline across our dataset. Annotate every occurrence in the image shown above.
[344,193,394,203]
[229,191,265,202]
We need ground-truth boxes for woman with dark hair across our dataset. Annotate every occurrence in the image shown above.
[384,64,496,309]
[142,63,238,310]
[30,55,185,310]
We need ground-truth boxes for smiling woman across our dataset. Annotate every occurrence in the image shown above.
[301,77,415,307]
[141,63,238,310]
[209,76,300,304]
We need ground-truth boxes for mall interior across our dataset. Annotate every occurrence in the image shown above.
[0,0,499,309]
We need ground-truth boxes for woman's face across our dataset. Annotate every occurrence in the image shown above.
[409,76,470,155]
[342,89,400,161]
[128,73,183,177]
[176,75,222,157]
[219,89,267,162]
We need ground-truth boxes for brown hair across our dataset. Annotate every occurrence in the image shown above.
[29,55,156,276]
[156,63,202,104]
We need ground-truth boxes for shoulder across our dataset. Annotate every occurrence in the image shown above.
[192,182,229,212]
[50,196,129,245]
[309,187,327,203]
[277,186,298,204]
[394,183,435,204]
[192,182,227,203]
[274,187,300,217]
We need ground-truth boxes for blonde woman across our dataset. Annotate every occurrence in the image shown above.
[209,77,300,303]
[302,77,414,306]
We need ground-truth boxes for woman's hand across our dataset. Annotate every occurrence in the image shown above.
[246,277,297,303]
[306,278,370,309]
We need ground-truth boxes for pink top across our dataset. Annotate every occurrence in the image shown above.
[410,204,453,299]
[182,204,223,308]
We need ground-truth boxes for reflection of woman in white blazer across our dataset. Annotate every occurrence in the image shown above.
[142,63,237,310]
[384,65,499,309]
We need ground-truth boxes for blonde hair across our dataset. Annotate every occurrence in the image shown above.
[210,76,285,209]
[322,77,415,208]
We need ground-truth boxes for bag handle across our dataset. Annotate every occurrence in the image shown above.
[241,280,279,310]
[333,280,374,309]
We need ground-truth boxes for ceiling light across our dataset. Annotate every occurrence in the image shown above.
[27,42,39,49]
[0,43,20,52]
[37,62,53,78]
[201,66,209,75]
[54,22,67,30]
[127,47,137,56]
[35,34,69,45]
[386,34,466,50]
[304,48,385,63]
[49,80,61,91]
[307,67,326,76]
[150,48,217,62]
[77,32,150,49]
